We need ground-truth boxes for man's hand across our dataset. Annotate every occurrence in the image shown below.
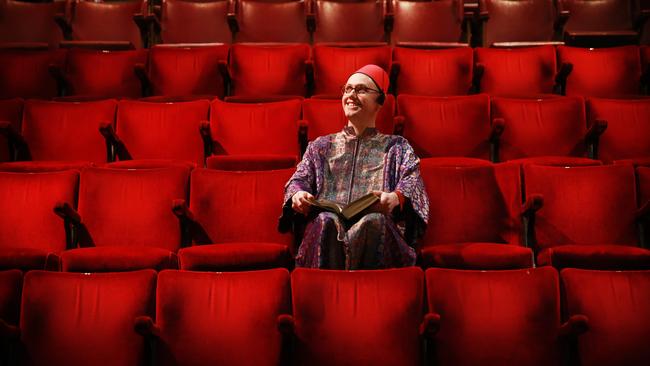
[372,191,400,214]
[291,191,314,215]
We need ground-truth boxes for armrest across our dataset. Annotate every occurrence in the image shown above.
[277,314,295,335]
[384,10,394,34]
[585,119,607,144]
[0,318,20,340]
[217,60,231,86]
[132,13,150,34]
[305,59,314,97]
[393,116,405,136]
[134,316,161,338]
[227,0,239,34]
[389,61,400,94]
[199,120,213,158]
[172,199,196,222]
[419,313,441,337]
[54,13,72,39]
[99,122,131,161]
[489,118,505,143]
[306,11,316,33]
[134,63,150,96]
[555,62,573,85]
[522,194,544,218]
[558,314,589,338]
[635,9,650,31]
[554,10,570,33]
[54,201,82,226]
[298,119,308,156]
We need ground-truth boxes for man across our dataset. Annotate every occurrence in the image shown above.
[280,64,429,269]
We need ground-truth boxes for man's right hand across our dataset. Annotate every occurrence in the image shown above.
[291,191,314,215]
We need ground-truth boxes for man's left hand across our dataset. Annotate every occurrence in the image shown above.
[372,191,400,214]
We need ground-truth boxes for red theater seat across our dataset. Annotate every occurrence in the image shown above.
[558,45,643,97]
[177,168,294,270]
[302,95,395,140]
[135,269,290,366]
[158,0,232,44]
[207,98,302,170]
[391,47,473,96]
[312,0,389,43]
[561,269,650,366]
[0,98,23,163]
[419,164,533,269]
[227,43,310,98]
[0,49,66,99]
[145,44,229,99]
[0,270,156,366]
[289,267,425,366]
[0,171,78,270]
[54,167,190,272]
[390,0,468,47]
[59,0,149,49]
[524,164,650,270]
[474,45,558,96]
[0,0,64,48]
[106,99,210,167]
[0,99,116,172]
[396,94,492,160]
[312,44,392,96]
[478,0,567,47]
[425,267,583,366]
[58,48,147,99]
[233,0,310,43]
[491,96,603,164]
[587,98,650,163]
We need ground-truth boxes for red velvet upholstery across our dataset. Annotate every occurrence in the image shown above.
[0,161,94,172]
[68,0,147,48]
[148,44,229,98]
[205,154,296,170]
[0,49,66,99]
[302,95,394,140]
[397,94,491,159]
[419,164,533,269]
[390,0,466,45]
[480,0,562,46]
[558,45,643,97]
[64,49,147,98]
[146,269,290,366]
[313,0,387,43]
[0,171,78,270]
[235,0,310,43]
[420,157,493,167]
[21,99,116,163]
[0,98,23,162]
[312,45,392,96]
[291,267,424,366]
[491,96,589,162]
[0,270,22,327]
[586,98,650,163]
[561,269,650,366]
[475,46,557,96]
[177,168,294,270]
[209,98,302,166]
[640,167,650,206]
[64,167,189,271]
[229,43,310,97]
[116,99,209,166]
[561,0,639,34]
[425,267,564,366]
[524,164,650,269]
[18,270,156,366]
[392,47,473,96]
[160,0,231,44]
[0,0,64,48]
[500,156,601,167]
[104,159,197,170]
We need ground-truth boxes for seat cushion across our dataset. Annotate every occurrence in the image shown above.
[502,156,601,167]
[0,247,52,270]
[421,243,533,269]
[206,155,297,171]
[59,246,178,272]
[538,245,650,270]
[0,161,94,172]
[178,243,291,271]
[103,159,197,170]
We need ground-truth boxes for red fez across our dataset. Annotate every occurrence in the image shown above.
[353,64,389,94]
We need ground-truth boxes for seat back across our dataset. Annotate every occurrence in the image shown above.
[313,0,387,43]
[0,49,66,99]
[154,269,290,366]
[481,0,559,46]
[0,0,64,48]
[491,96,588,161]
[19,270,156,366]
[70,0,147,48]
[291,267,424,366]
[426,267,563,366]
[393,47,473,95]
[229,43,310,97]
[302,95,394,139]
[391,0,465,45]
[160,0,232,43]
[397,94,491,159]
[523,164,639,250]
[116,100,210,166]
[189,168,294,246]
[0,98,23,162]
[77,167,190,250]
[561,0,637,32]
[235,0,310,42]
[561,269,650,366]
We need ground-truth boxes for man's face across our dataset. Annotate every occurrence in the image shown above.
[342,73,381,122]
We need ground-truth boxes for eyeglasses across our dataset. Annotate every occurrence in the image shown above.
[341,84,381,96]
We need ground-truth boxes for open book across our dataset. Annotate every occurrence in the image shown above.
[306,193,379,221]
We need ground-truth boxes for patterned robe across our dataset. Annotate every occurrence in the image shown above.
[280,127,429,269]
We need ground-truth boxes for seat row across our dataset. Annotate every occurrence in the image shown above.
[1,0,649,48]
[1,95,648,171]
[0,163,648,273]
[2,44,650,100]
[0,267,648,366]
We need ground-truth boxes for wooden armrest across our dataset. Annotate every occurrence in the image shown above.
[172,199,196,223]
[559,314,589,338]
[419,313,441,337]
[522,194,544,218]
[489,118,505,143]
[585,119,607,143]
[54,13,72,39]
[54,201,82,226]
[555,10,570,32]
